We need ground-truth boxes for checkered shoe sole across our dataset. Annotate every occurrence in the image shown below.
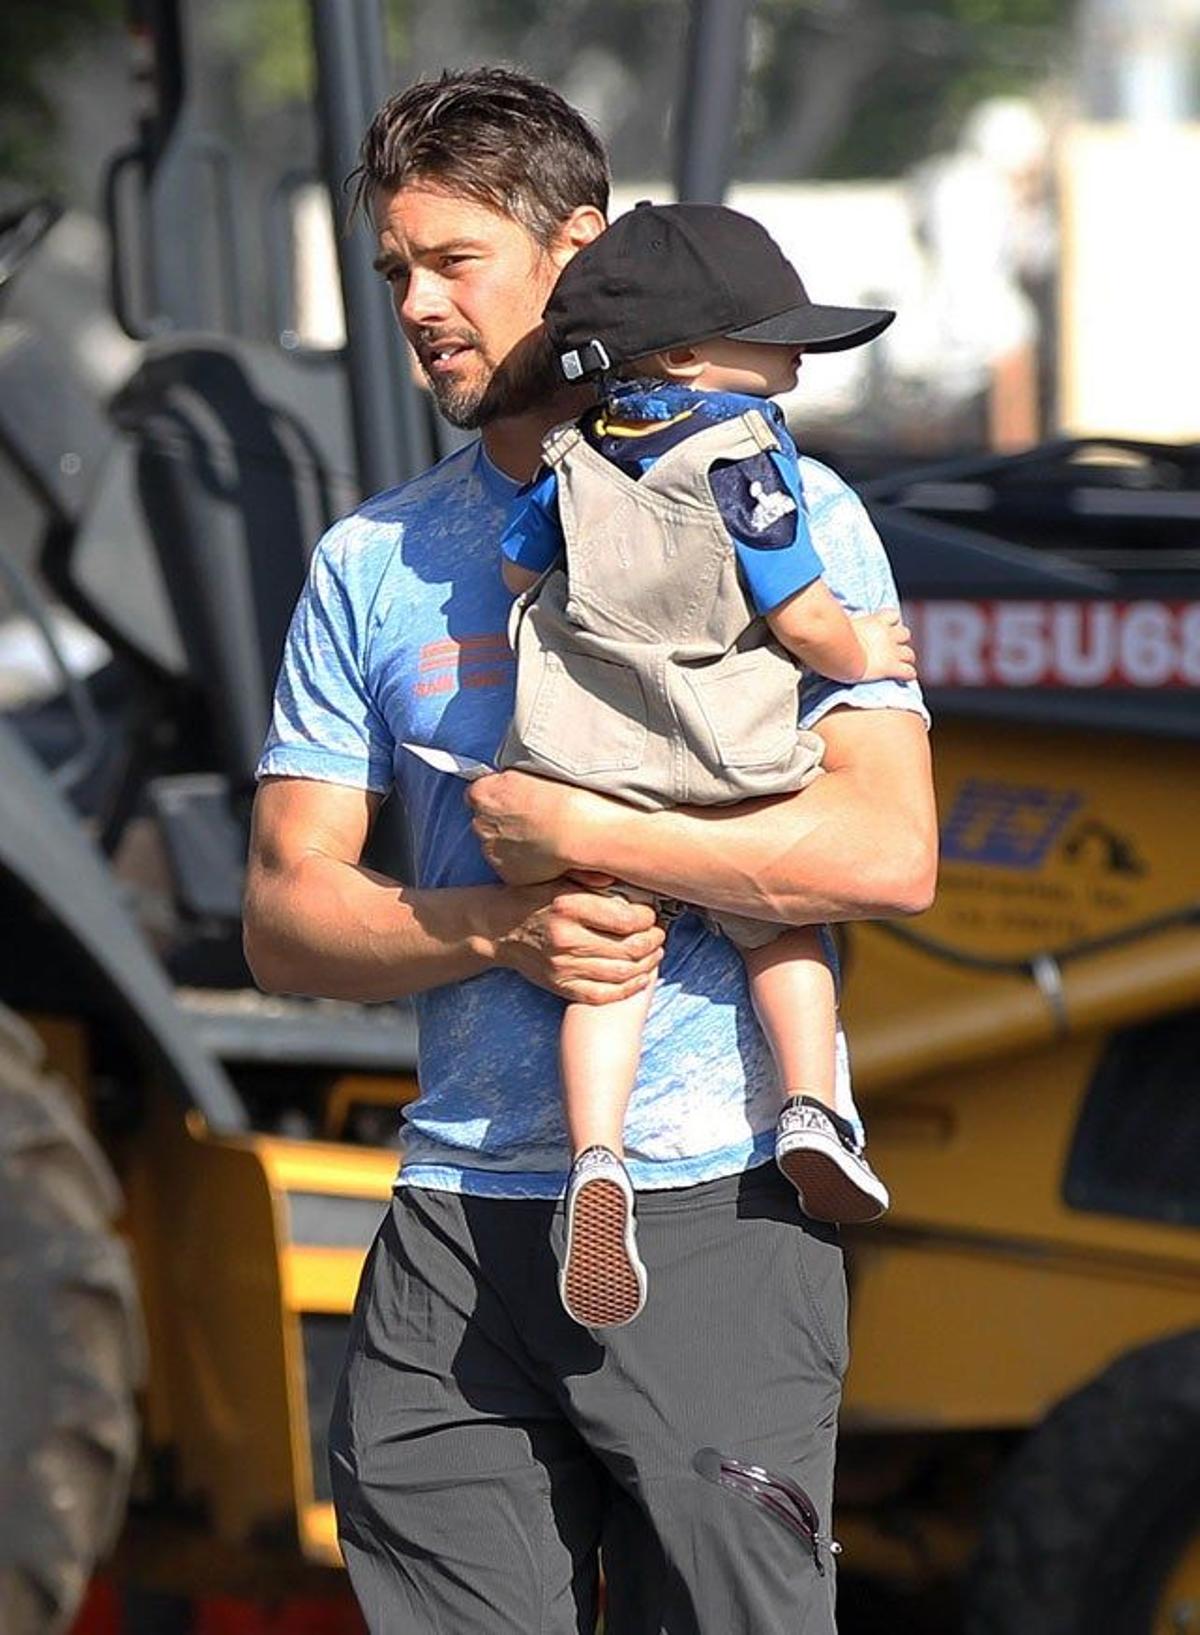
[561,1176,646,1328]
[776,1114,890,1225]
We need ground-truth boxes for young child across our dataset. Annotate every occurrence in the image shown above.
[497,202,916,1329]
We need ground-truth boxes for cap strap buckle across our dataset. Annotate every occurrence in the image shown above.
[560,338,612,381]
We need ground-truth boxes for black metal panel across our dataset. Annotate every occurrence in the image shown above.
[301,1312,354,1505]
[875,504,1116,597]
[0,718,246,1130]
[0,322,114,526]
[176,990,418,1068]
[113,343,322,788]
[286,1191,388,1249]
[148,774,247,922]
[1064,1009,1200,1228]
[866,437,1200,587]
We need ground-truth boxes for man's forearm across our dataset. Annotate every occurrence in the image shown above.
[470,710,938,924]
[568,768,931,922]
[595,711,936,920]
[243,853,520,1002]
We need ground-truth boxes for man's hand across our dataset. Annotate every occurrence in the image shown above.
[492,882,664,1004]
[470,709,935,923]
[467,771,619,884]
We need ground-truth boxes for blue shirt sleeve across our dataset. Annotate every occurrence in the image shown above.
[795,461,930,730]
[710,448,825,615]
[499,468,565,573]
[255,518,396,792]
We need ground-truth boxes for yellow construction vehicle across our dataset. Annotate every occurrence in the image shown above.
[1,3,1196,1632]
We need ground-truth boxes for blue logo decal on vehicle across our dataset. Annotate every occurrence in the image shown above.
[941,780,1084,869]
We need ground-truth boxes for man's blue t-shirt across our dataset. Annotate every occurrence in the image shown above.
[256,437,928,1198]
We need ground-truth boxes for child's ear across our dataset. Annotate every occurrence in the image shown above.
[655,346,705,379]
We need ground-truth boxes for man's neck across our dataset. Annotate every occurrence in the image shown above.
[481,386,595,481]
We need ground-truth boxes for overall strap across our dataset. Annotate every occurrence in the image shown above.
[540,421,586,469]
[741,407,782,455]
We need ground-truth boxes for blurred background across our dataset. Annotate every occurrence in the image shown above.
[0,3,1198,1633]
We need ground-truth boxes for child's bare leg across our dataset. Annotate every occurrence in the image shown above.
[561,976,656,1157]
[741,927,837,1110]
[559,976,656,1329]
[742,928,890,1225]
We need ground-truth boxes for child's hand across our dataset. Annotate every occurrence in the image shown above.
[852,609,917,681]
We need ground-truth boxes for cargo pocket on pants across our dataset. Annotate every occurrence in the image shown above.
[793,1224,849,1379]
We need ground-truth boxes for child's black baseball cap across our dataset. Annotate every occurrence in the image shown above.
[544,200,895,380]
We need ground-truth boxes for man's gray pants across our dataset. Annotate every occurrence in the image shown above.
[329,1164,847,1634]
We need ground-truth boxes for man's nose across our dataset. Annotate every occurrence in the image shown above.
[399,268,452,328]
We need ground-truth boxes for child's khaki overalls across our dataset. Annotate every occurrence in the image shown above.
[498,408,826,949]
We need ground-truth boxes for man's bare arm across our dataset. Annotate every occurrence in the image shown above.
[467,707,937,924]
[243,776,664,1004]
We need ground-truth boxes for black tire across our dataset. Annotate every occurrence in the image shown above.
[0,1006,145,1635]
[965,1329,1200,1635]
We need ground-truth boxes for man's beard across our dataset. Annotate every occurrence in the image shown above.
[422,328,562,430]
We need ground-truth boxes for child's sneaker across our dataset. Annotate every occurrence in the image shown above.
[775,1096,890,1224]
[560,1145,647,1328]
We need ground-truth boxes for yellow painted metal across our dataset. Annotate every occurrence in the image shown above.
[844,1239,1199,1428]
[299,1502,343,1567]
[111,1512,348,1601]
[124,1100,396,1558]
[841,1032,1200,1430]
[906,721,1194,960]
[236,1133,392,1544]
[322,1071,420,1140]
[838,715,1200,1433]
[123,1099,298,1545]
[253,1136,397,1200]
[280,1245,373,1314]
[22,1013,90,1102]
[855,1034,1197,1264]
[841,719,1200,1094]
[1155,1530,1200,1633]
[844,919,1200,1093]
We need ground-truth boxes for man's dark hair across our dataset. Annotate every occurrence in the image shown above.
[351,67,610,246]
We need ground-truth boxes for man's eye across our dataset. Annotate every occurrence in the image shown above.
[384,267,409,285]
[442,255,473,270]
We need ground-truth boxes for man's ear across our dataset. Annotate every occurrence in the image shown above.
[549,205,607,268]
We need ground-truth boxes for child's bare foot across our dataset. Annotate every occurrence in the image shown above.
[775,1096,890,1224]
[560,1146,647,1328]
